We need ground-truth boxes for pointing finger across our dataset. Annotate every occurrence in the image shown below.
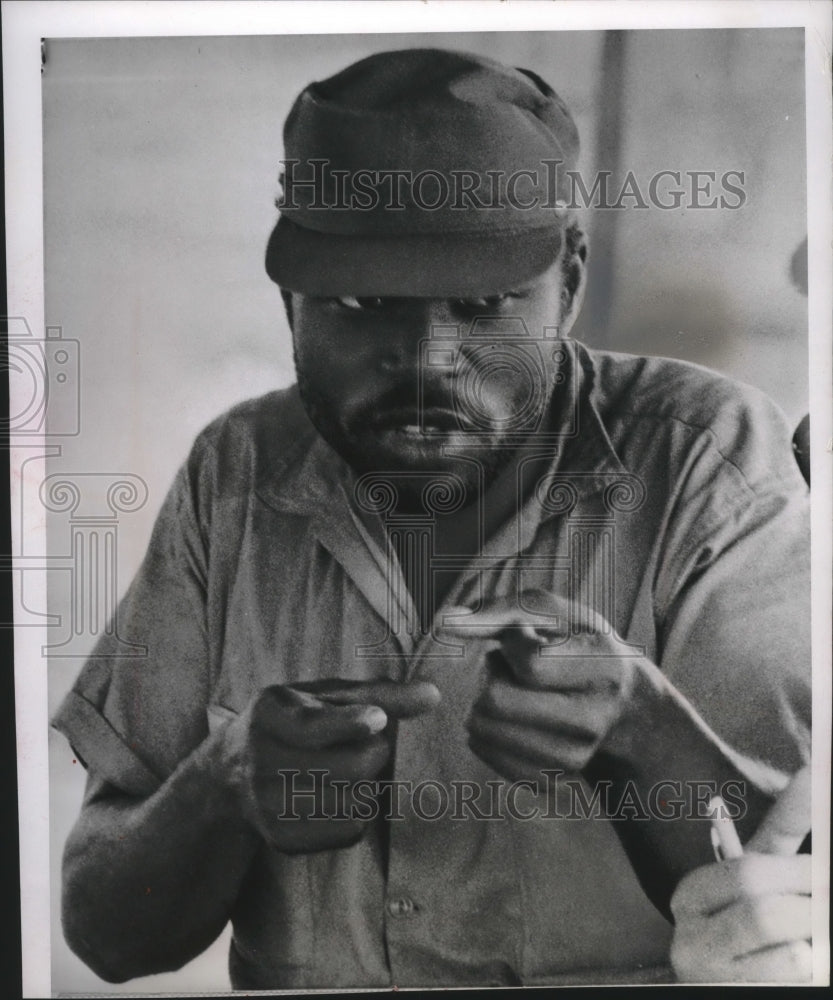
[440,599,569,640]
[439,594,618,647]
[255,686,389,747]
[291,679,441,720]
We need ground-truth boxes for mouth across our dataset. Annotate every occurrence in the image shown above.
[370,406,466,435]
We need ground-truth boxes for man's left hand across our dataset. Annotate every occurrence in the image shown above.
[442,591,653,778]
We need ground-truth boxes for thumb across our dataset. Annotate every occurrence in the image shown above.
[746,764,811,855]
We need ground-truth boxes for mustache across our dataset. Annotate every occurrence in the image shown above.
[355,384,467,430]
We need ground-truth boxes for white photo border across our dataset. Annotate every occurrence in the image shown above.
[4,2,831,995]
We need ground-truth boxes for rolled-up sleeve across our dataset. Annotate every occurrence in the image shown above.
[51,439,214,795]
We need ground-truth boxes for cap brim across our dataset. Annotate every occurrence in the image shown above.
[265,216,562,297]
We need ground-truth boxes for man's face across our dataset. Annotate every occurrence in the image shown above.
[290,261,572,500]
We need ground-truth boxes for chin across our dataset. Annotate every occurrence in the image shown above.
[345,431,514,499]
[350,440,475,477]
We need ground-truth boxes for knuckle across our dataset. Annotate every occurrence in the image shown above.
[670,866,711,917]
[466,709,492,741]
[744,897,775,941]
[484,678,524,716]
[553,741,591,774]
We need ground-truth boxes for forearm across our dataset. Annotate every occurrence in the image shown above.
[62,727,261,982]
[584,660,785,917]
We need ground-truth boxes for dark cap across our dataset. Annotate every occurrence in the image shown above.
[265,48,580,296]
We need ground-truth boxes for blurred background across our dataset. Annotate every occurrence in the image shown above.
[42,28,807,993]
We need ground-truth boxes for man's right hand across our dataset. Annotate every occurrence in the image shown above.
[670,766,812,983]
[224,679,440,853]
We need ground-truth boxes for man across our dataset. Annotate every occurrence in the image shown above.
[53,49,812,987]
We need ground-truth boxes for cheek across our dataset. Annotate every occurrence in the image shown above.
[294,331,384,422]
[293,320,346,381]
[293,307,376,375]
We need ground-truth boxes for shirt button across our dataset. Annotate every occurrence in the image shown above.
[387,896,417,917]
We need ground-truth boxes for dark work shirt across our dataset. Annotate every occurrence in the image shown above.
[53,343,811,988]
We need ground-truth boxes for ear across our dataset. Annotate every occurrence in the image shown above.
[558,225,588,337]
[280,288,294,330]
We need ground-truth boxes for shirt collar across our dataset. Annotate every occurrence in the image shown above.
[554,339,629,483]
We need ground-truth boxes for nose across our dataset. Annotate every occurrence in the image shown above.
[378,299,459,372]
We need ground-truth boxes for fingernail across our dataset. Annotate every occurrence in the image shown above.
[292,689,326,708]
[364,707,388,733]
[519,625,545,642]
[442,606,474,619]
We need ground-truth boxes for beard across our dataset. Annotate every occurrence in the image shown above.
[294,359,520,514]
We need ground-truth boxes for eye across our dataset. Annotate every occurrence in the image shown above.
[332,295,387,311]
[454,292,520,311]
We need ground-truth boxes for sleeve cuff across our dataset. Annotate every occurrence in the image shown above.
[51,691,164,797]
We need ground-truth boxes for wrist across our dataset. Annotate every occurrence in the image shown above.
[187,716,258,831]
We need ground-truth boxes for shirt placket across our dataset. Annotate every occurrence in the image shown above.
[309,491,417,663]
[376,464,566,984]
[299,425,633,983]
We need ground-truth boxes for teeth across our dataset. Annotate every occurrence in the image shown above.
[385,424,443,436]
[379,423,452,437]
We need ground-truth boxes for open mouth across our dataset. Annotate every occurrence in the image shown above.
[371,407,465,435]
[391,422,450,437]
